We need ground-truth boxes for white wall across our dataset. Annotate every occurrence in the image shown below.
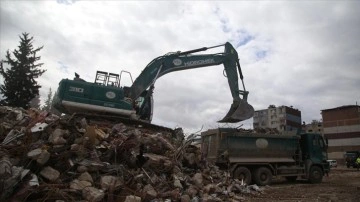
[328,138,360,147]
[324,125,360,134]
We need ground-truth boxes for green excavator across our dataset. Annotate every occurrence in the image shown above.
[52,42,254,124]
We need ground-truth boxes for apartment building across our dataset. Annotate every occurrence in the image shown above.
[322,105,360,162]
[302,120,323,134]
[253,105,302,133]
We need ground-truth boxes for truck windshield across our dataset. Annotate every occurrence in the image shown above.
[316,136,327,150]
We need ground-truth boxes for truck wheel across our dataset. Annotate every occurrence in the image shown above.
[233,166,252,185]
[285,176,297,182]
[309,166,323,183]
[254,167,272,186]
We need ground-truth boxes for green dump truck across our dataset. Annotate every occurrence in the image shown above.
[201,128,330,186]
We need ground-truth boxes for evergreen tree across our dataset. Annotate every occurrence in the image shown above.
[42,88,53,111]
[0,33,46,109]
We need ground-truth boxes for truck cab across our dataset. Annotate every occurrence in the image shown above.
[299,133,330,181]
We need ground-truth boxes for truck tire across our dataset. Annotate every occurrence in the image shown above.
[253,167,272,186]
[233,166,252,185]
[309,166,323,183]
[285,176,297,182]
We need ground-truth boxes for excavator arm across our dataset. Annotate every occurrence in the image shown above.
[129,42,254,123]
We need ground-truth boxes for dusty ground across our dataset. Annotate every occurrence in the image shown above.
[247,166,360,202]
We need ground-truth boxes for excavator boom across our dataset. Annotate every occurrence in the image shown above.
[130,42,254,122]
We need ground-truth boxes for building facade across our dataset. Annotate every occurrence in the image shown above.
[253,105,302,133]
[302,120,323,134]
[322,105,360,163]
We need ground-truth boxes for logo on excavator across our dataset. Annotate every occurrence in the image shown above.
[173,59,182,66]
[106,91,116,99]
[184,59,215,66]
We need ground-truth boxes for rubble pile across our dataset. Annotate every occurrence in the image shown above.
[0,106,265,201]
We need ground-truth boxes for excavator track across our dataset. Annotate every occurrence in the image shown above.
[66,112,174,133]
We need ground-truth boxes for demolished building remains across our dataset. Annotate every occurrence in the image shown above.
[0,106,265,201]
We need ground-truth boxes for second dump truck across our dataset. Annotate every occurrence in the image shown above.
[201,128,330,186]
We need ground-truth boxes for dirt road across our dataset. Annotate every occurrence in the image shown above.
[247,166,360,202]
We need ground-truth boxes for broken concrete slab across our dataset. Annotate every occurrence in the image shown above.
[143,184,158,200]
[44,114,59,123]
[185,185,198,198]
[48,129,67,145]
[27,148,50,165]
[70,179,92,190]
[249,184,263,192]
[78,172,93,184]
[27,148,42,159]
[100,175,123,190]
[36,150,50,165]
[174,178,183,189]
[30,122,48,133]
[143,153,174,172]
[180,194,191,202]
[192,173,203,188]
[29,174,39,187]
[77,165,88,173]
[124,195,141,202]
[40,166,60,182]
[82,187,104,202]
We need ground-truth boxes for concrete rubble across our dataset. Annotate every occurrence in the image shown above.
[0,106,266,201]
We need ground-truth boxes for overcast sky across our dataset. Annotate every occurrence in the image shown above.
[1,0,359,134]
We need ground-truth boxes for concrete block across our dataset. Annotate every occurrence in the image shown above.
[82,187,104,202]
[40,166,60,182]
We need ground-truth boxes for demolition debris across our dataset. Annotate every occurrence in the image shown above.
[0,106,265,201]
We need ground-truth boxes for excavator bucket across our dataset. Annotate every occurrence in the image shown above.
[218,99,255,123]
